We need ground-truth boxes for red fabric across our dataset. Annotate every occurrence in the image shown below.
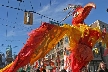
[69,44,93,72]
[70,3,98,71]
[72,3,96,25]
[69,28,100,72]
[3,22,55,72]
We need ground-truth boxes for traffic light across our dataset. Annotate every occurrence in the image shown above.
[24,11,33,25]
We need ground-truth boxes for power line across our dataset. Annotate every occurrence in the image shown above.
[0,18,33,31]
[0,4,60,23]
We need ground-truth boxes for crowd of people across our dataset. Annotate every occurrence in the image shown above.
[79,61,108,72]
[18,61,108,72]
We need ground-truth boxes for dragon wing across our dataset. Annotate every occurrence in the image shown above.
[1,22,72,72]
[2,23,108,72]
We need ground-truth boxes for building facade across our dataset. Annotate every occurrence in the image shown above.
[43,36,70,71]
[89,20,108,72]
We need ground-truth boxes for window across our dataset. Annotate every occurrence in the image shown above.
[102,25,104,28]
[57,42,60,47]
[65,37,69,43]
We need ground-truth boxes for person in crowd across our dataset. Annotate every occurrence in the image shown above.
[21,70,26,72]
[97,62,108,72]
[61,69,67,72]
[36,69,40,72]
[42,69,46,72]
[80,66,88,72]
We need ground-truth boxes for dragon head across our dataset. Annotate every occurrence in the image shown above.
[72,2,96,25]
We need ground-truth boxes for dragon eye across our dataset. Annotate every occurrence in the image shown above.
[73,12,79,17]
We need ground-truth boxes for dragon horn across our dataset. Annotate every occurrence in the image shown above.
[63,6,73,11]
[63,5,80,11]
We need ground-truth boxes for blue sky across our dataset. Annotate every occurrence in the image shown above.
[0,0,108,56]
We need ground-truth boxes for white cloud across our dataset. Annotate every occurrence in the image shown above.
[4,30,28,37]
[6,30,16,37]
[34,0,83,24]
[38,5,50,13]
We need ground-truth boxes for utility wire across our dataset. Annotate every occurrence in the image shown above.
[0,4,59,23]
